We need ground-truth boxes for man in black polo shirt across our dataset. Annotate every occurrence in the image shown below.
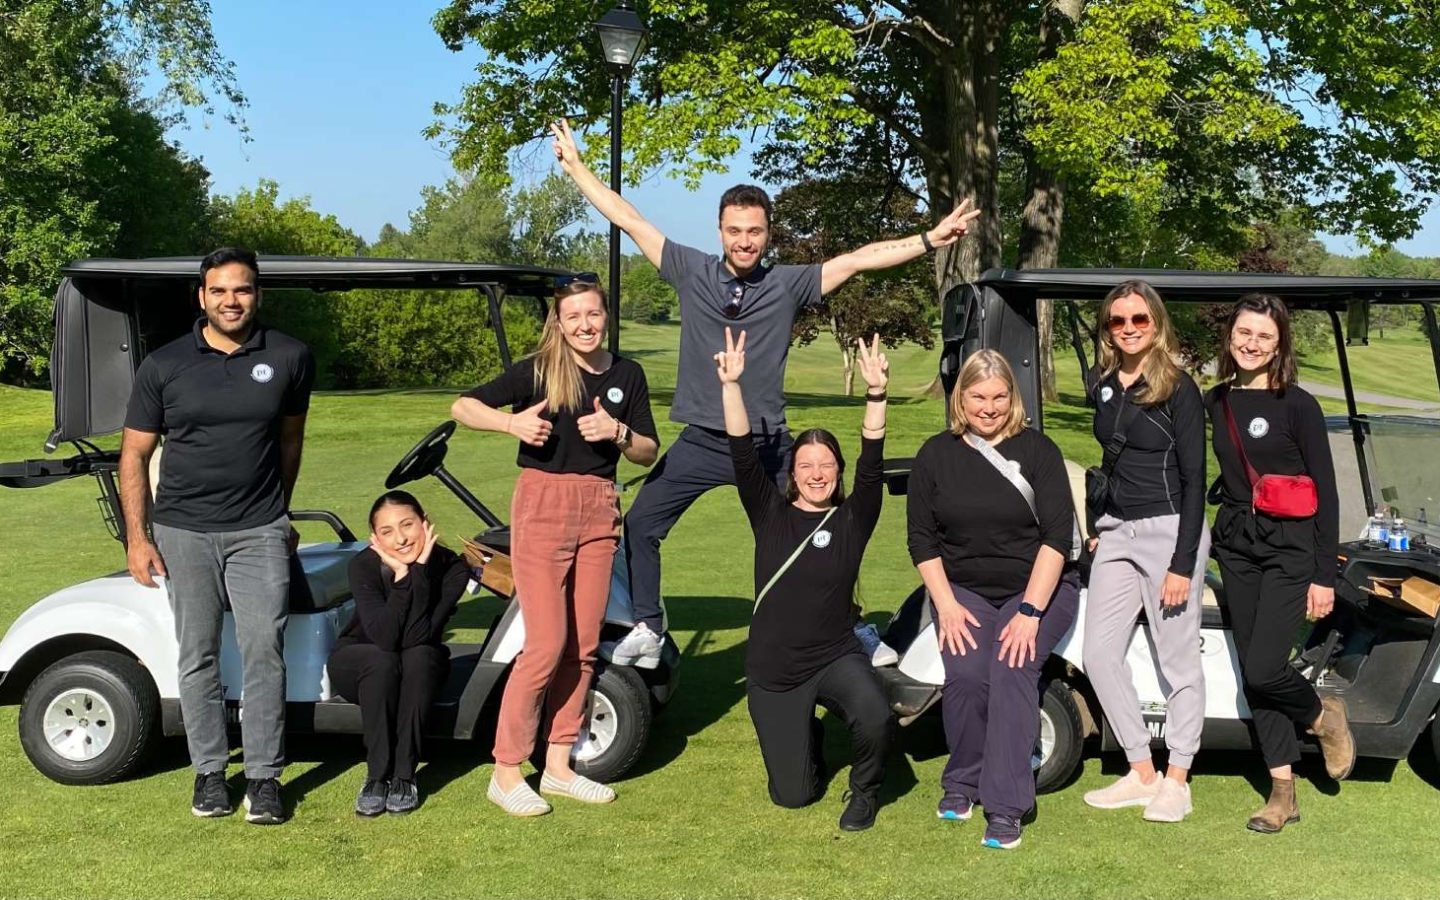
[119,247,314,825]
[549,119,981,665]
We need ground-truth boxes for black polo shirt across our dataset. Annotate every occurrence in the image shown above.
[124,319,315,532]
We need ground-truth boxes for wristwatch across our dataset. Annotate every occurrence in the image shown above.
[1018,601,1044,619]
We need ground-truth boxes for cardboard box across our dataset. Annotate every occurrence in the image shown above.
[1369,575,1440,618]
[461,537,515,598]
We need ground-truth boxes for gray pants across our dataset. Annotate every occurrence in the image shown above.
[154,516,290,778]
[1082,514,1208,770]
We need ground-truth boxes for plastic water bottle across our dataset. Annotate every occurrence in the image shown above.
[1389,519,1410,552]
[1368,505,1391,544]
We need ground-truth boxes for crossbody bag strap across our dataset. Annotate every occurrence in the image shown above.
[965,433,1083,562]
[1099,388,1141,478]
[1219,387,1262,487]
[754,506,838,611]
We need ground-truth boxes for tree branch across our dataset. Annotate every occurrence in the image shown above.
[849,85,945,171]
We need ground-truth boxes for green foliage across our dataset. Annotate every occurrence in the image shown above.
[208,179,365,257]
[619,258,677,323]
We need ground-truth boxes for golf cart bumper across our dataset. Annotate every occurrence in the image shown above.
[876,666,940,720]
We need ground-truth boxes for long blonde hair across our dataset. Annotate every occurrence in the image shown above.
[532,283,608,413]
[948,349,1028,439]
[1096,280,1181,406]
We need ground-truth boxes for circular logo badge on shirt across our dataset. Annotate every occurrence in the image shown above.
[1248,416,1269,438]
[250,363,274,384]
[811,530,832,549]
[1100,386,1114,403]
[606,387,624,404]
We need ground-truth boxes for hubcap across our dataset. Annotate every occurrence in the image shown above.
[572,689,619,763]
[43,688,116,762]
[1031,709,1056,771]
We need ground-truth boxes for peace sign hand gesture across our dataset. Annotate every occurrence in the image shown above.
[856,332,889,391]
[924,197,982,248]
[715,327,746,384]
[549,119,583,172]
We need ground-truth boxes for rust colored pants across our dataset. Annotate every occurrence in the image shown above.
[492,468,621,766]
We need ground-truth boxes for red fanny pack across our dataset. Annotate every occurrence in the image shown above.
[1222,391,1318,518]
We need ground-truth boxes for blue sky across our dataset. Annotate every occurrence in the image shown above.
[164,0,1438,260]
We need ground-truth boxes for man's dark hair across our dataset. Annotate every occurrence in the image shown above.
[200,247,260,284]
[718,185,773,225]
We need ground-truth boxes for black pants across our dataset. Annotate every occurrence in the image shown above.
[625,426,791,630]
[1212,507,1324,769]
[328,642,450,781]
[745,652,895,808]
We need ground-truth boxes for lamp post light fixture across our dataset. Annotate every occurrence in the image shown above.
[595,0,647,353]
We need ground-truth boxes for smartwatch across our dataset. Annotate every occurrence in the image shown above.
[1018,601,1044,619]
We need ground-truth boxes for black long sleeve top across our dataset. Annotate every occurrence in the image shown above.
[907,427,1075,604]
[733,433,884,691]
[1204,384,1340,587]
[1091,370,1207,575]
[337,545,471,652]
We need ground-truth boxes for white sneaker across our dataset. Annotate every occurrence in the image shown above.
[1143,778,1192,823]
[1083,770,1162,809]
[870,641,900,667]
[611,622,663,669]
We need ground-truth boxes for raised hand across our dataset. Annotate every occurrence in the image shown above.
[856,332,889,391]
[416,518,438,566]
[926,197,981,248]
[576,397,619,443]
[508,399,553,446]
[714,327,747,384]
[550,119,583,172]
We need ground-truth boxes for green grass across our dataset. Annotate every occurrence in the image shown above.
[1,325,1438,899]
[1297,324,1440,406]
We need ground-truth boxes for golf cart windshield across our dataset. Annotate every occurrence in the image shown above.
[46,256,568,449]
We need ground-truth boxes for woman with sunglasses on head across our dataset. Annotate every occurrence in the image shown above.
[1204,293,1352,833]
[716,327,896,832]
[452,274,659,816]
[329,490,471,816]
[1079,281,1209,823]
[907,350,1080,850]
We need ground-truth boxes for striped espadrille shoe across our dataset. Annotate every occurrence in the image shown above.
[487,776,551,817]
[539,771,616,804]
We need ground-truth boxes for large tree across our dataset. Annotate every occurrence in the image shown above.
[432,0,1440,398]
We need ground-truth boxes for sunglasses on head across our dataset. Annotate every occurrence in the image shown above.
[1107,312,1153,331]
[723,281,748,320]
[554,271,601,290]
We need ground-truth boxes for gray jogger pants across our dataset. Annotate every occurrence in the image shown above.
[154,515,290,778]
[1082,513,1208,770]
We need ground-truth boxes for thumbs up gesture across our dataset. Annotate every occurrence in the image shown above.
[509,399,553,446]
[576,397,620,443]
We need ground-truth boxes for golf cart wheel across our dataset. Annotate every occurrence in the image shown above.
[18,651,159,785]
[571,664,652,784]
[1034,680,1084,795]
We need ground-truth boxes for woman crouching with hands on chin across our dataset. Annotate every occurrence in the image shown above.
[906,349,1080,850]
[329,491,471,816]
[719,327,896,832]
[452,275,658,816]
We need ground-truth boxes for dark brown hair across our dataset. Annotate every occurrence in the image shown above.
[718,184,773,225]
[1216,293,1297,393]
[784,428,847,506]
[369,490,425,528]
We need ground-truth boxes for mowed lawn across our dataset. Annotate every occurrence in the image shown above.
[0,322,1438,900]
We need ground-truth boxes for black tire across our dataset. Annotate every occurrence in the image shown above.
[18,650,160,785]
[572,664,652,784]
[1034,679,1084,795]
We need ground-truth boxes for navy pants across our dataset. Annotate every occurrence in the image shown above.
[938,573,1080,819]
[624,425,791,630]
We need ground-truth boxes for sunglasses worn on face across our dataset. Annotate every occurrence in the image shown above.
[554,271,601,290]
[723,282,748,319]
[1107,313,1153,331]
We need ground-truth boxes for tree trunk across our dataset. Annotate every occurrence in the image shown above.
[836,318,855,396]
[1016,0,1085,404]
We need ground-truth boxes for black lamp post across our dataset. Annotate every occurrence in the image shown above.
[595,0,647,353]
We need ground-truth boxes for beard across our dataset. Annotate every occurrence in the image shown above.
[206,306,256,338]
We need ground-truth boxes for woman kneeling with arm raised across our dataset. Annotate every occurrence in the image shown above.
[719,327,896,832]
[907,349,1079,850]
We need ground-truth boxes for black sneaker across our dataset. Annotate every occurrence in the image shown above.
[838,790,878,832]
[243,778,287,825]
[386,778,419,815]
[981,813,1022,850]
[355,778,389,817]
[191,771,233,818]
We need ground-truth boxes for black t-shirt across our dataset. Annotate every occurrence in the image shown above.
[907,428,1075,603]
[463,355,657,478]
[1091,370,1207,574]
[1204,383,1340,586]
[336,545,471,651]
[734,433,884,691]
[124,320,315,532]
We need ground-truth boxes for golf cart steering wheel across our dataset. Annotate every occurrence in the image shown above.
[386,421,457,489]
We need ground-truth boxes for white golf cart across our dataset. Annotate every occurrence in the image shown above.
[0,256,680,785]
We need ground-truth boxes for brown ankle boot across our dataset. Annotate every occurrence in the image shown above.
[1246,778,1299,833]
[1308,695,1356,780]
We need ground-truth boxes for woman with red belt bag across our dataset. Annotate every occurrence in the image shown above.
[452,276,659,816]
[1203,293,1354,833]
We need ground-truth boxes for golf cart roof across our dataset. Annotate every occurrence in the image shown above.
[62,256,569,294]
[973,268,1440,304]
